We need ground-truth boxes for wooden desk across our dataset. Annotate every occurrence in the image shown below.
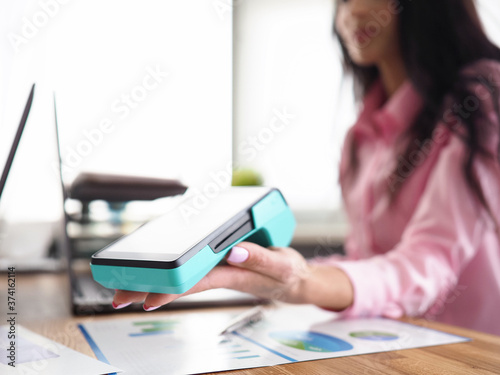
[3,272,500,374]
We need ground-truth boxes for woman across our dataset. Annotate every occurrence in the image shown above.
[113,0,500,335]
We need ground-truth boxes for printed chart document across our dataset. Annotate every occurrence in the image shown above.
[0,325,121,375]
[80,304,469,375]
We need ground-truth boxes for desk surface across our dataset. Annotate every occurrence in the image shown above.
[4,272,500,374]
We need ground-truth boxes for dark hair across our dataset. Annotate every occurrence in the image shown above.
[334,0,500,216]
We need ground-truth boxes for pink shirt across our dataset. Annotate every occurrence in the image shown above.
[320,60,500,335]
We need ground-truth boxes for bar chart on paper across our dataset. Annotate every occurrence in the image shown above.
[80,305,469,375]
[128,320,179,337]
[349,330,399,341]
[79,311,292,375]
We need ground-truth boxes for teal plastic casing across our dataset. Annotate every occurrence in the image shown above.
[90,187,295,294]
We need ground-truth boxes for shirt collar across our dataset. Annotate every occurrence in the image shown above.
[353,79,423,144]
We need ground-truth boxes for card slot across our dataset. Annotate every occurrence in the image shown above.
[209,213,254,253]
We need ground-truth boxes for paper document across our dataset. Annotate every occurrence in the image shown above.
[80,304,468,375]
[0,325,121,375]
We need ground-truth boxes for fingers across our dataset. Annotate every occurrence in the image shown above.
[202,265,279,296]
[112,290,148,309]
[226,241,309,284]
[201,263,308,303]
[143,293,178,311]
[112,242,310,311]
[143,266,273,306]
[113,289,182,311]
[111,266,269,310]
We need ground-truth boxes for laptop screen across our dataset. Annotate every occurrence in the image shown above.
[0,84,35,200]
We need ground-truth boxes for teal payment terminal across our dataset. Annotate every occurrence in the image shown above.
[90,187,295,294]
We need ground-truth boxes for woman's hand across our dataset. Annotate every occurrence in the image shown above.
[112,241,354,311]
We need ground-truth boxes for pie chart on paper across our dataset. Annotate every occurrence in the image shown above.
[269,331,353,353]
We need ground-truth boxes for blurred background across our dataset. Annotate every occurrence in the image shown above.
[1,0,500,264]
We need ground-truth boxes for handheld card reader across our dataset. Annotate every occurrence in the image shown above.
[90,187,295,294]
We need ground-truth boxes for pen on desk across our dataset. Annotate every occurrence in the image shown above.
[218,306,265,335]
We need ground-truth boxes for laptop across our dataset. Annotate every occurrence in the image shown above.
[51,96,265,315]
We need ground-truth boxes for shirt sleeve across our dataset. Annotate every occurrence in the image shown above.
[333,132,490,319]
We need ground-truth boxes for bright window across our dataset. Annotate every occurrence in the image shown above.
[232,0,500,236]
[233,0,355,217]
[1,0,499,237]
[0,0,232,224]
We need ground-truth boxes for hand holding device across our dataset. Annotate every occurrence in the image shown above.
[112,240,355,312]
[91,187,296,294]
